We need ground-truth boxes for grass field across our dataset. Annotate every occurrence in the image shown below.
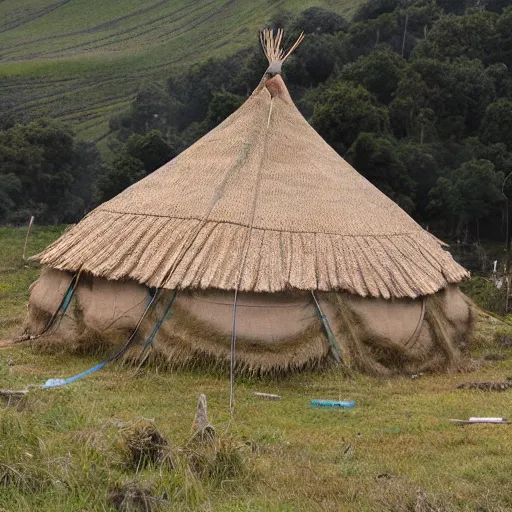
[0,0,364,144]
[1,226,512,510]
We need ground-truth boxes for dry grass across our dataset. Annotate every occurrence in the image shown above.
[108,480,168,512]
[2,227,512,510]
[120,419,174,472]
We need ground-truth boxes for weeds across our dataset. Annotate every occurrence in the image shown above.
[185,435,248,486]
[108,480,167,512]
[120,420,174,472]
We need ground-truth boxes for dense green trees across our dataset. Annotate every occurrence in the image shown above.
[4,0,512,248]
[428,160,504,236]
[0,119,103,223]
[480,99,512,149]
[346,133,416,212]
[311,83,390,153]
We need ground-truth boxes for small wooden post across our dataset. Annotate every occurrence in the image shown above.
[22,216,34,261]
[191,394,216,442]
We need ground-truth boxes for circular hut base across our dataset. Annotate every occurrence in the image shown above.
[25,268,473,376]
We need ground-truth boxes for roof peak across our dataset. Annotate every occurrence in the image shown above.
[260,28,304,78]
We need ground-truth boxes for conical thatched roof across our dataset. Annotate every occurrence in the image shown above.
[36,31,469,299]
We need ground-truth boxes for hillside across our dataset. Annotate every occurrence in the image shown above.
[0,0,362,142]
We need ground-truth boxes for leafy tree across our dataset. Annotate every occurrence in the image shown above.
[428,159,504,235]
[396,141,439,218]
[414,11,499,63]
[0,119,85,223]
[347,13,402,59]
[456,137,512,173]
[480,98,512,150]
[311,82,389,154]
[167,56,246,128]
[0,173,22,220]
[202,91,245,131]
[96,154,145,203]
[496,5,512,69]
[232,46,269,96]
[354,0,401,22]
[346,132,416,212]
[70,141,106,214]
[125,130,176,173]
[435,0,473,14]
[110,84,180,140]
[485,62,512,99]
[96,130,181,203]
[399,1,441,38]
[292,7,348,34]
[341,46,406,104]
[389,67,431,138]
[285,34,348,87]
[411,57,495,137]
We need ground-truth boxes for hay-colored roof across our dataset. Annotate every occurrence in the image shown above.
[36,34,468,299]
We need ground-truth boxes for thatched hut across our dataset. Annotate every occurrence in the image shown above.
[26,30,472,377]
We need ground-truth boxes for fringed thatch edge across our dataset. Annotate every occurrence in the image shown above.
[35,210,469,299]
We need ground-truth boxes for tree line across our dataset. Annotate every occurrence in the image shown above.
[2,0,512,244]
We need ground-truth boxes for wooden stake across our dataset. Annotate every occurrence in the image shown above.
[191,394,216,442]
[22,215,34,261]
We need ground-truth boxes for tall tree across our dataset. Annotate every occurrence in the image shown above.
[292,7,348,34]
[346,132,416,212]
[125,130,176,174]
[96,154,145,203]
[480,98,512,150]
[428,159,504,236]
[0,119,84,223]
[310,82,389,154]
[341,46,406,104]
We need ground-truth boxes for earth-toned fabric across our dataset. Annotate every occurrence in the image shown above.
[25,270,472,375]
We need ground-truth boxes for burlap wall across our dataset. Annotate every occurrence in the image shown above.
[25,269,473,374]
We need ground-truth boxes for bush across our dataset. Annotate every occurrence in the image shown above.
[460,276,507,315]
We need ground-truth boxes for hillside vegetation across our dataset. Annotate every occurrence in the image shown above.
[0,0,362,141]
[3,0,512,257]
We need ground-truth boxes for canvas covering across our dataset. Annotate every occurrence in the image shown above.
[26,269,472,375]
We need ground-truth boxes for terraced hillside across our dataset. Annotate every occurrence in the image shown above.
[0,0,362,142]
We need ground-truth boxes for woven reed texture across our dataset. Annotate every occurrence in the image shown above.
[36,75,468,298]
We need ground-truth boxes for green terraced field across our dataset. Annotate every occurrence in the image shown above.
[0,0,363,142]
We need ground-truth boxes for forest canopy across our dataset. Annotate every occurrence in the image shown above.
[2,0,512,246]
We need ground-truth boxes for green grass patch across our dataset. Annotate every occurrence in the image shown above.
[1,225,512,510]
[0,226,66,338]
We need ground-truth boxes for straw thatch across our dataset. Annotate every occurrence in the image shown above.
[33,31,468,300]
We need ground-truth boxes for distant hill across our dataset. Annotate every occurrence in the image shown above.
[0,0,362,143]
